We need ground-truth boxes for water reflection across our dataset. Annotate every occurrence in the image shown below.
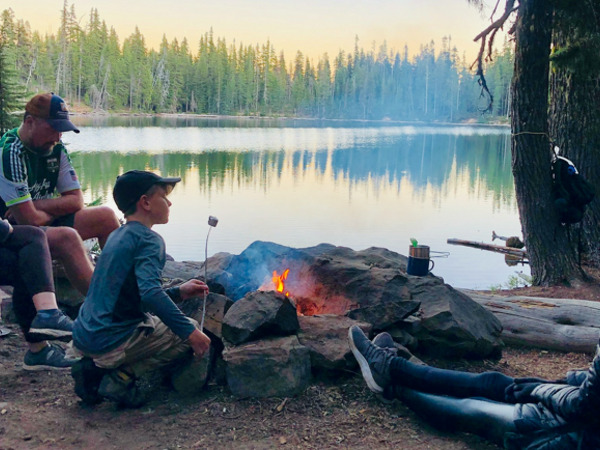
[66,121,522,289]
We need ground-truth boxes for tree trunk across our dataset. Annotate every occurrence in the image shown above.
[549,11,600,267]
[511,0,583,285]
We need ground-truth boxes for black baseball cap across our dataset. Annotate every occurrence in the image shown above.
[25,93,80,133]
[113,170,181,213]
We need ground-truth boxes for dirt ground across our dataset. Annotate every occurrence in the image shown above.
[0,282,597,450]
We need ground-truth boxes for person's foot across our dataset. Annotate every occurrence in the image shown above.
[348,326,394,393]
[72,357,107,405]
[98,370,146,409]
[28,310,74,341]
[23,343,79,371]
[372,332,398,355]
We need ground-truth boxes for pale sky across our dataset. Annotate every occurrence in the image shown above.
[3,0,500,63]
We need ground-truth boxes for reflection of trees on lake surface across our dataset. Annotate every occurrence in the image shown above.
[74,131,514,208]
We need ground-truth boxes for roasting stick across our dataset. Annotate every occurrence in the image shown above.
[200,216,219,331]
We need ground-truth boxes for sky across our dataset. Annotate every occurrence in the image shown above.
[3,0,500,63]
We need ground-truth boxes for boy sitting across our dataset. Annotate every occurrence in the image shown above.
[70,170,211,407]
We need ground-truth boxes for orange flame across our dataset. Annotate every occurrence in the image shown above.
[272,269,290,297]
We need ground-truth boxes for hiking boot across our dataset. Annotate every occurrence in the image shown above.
[72,357,107,405]
[23,343,79,371]
[348,326,394,393]
[29,310,74,341]
[98,370,146,409]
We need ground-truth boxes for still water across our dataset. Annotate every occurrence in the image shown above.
[67,116,527,290]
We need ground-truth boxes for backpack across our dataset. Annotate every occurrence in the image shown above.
[551,155,595,224]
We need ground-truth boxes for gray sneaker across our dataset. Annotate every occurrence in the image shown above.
[29,310,74,341]
[372,332,398,354]
[348,326,394,393]
[23,343,79,371]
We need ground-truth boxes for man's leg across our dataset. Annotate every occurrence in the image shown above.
[399,388,518,446]
[45,226,93,295]
[72,206,120,248]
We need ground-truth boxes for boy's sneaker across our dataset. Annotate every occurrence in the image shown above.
[72,357,107,405]
[348,326,394,393]
[372,332,398,355]
[98,370,146,409]
[23,343,79,371]
[29,310,74,341]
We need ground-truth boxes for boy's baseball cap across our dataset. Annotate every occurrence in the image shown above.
[25,93,80,133]
[113,170,181,213]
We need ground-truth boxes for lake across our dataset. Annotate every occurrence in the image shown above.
[66,115,527,290]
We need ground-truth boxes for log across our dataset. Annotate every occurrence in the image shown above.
[461,289,600,354]
[447,238,527,259]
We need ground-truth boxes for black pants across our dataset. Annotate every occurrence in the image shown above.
[0,226,55,342]
[387,358,519,445]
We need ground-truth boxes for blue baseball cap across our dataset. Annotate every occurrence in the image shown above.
[25,93,80,133]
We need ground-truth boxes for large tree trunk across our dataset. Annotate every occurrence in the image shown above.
[511,0,583,285]
[549,9,600,267]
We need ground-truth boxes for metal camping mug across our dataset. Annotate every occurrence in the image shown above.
[407,245,435,276]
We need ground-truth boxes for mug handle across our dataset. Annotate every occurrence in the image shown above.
[429,259,435,272]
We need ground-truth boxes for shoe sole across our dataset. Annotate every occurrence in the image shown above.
[28,328,73,342]
[348,327,384,393]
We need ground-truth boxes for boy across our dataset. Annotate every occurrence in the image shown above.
[71,170,211,407]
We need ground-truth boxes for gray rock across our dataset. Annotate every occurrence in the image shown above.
[178,293,233,339]
[223,335,311,398]
[222,291,299,345]
[297,315,372,372]
[170,349,213,395]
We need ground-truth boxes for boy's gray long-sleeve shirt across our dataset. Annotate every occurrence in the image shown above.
[73,221,196,355]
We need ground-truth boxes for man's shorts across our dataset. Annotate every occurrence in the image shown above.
[49,213,76,228]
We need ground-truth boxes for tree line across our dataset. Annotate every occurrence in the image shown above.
[0,1,513,126]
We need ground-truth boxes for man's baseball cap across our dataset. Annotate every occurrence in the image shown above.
[25,93,80,133]
[113,170,181,213]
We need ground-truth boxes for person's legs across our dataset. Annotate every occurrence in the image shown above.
[1,227,74,342]
[45,226,93,295]
[399,388,518,446]
[349,326,513,401]
[72,206,120,248]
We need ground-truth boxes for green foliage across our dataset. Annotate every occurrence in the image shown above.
[2,2,514,122]
[0,9,26,134]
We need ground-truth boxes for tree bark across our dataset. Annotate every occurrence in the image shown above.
[549,9,600,267]
[511,0,583,285]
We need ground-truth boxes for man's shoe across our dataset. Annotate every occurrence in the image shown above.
[348,326,394,393]
[23,343,79,371]
[29,310,74,341]
[72,357,107,405]
[98,370,146,409]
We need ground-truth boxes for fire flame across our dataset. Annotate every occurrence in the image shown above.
[272,269,290,297]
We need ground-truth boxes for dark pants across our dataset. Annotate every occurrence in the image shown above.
[387,358,520,445]
[0,226,55,342]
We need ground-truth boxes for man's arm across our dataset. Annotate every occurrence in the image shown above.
[30,188,84,217]
[6,200,54,226]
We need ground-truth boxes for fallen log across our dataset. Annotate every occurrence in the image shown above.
[462,289,600,354]
[447,238,527,259]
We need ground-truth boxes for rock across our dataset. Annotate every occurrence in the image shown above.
[162,260,204,281]
[412,284,504,358]
[297,315,371,372]
[222,291,299,345]
[178,293,233,339]
[170,349,213,395]
[223,335,311,398]
[55,277,85,308]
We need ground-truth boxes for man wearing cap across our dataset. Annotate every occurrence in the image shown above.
[0,93,120,295]
[70,170,211,408]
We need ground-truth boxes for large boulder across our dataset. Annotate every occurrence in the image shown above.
[222,335,311,398]
[222,291,299,345]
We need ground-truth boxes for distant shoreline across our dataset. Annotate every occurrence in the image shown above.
[70,110,510,128]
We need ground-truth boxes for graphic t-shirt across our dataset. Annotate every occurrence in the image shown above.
[0,128,81,216]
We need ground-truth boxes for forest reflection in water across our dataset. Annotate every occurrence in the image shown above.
[65,120,525,289]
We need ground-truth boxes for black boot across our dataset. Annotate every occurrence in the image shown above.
[71,357,107,405]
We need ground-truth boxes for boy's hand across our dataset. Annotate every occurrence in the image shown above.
[187,328,211,357]
[179,279,209,300]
